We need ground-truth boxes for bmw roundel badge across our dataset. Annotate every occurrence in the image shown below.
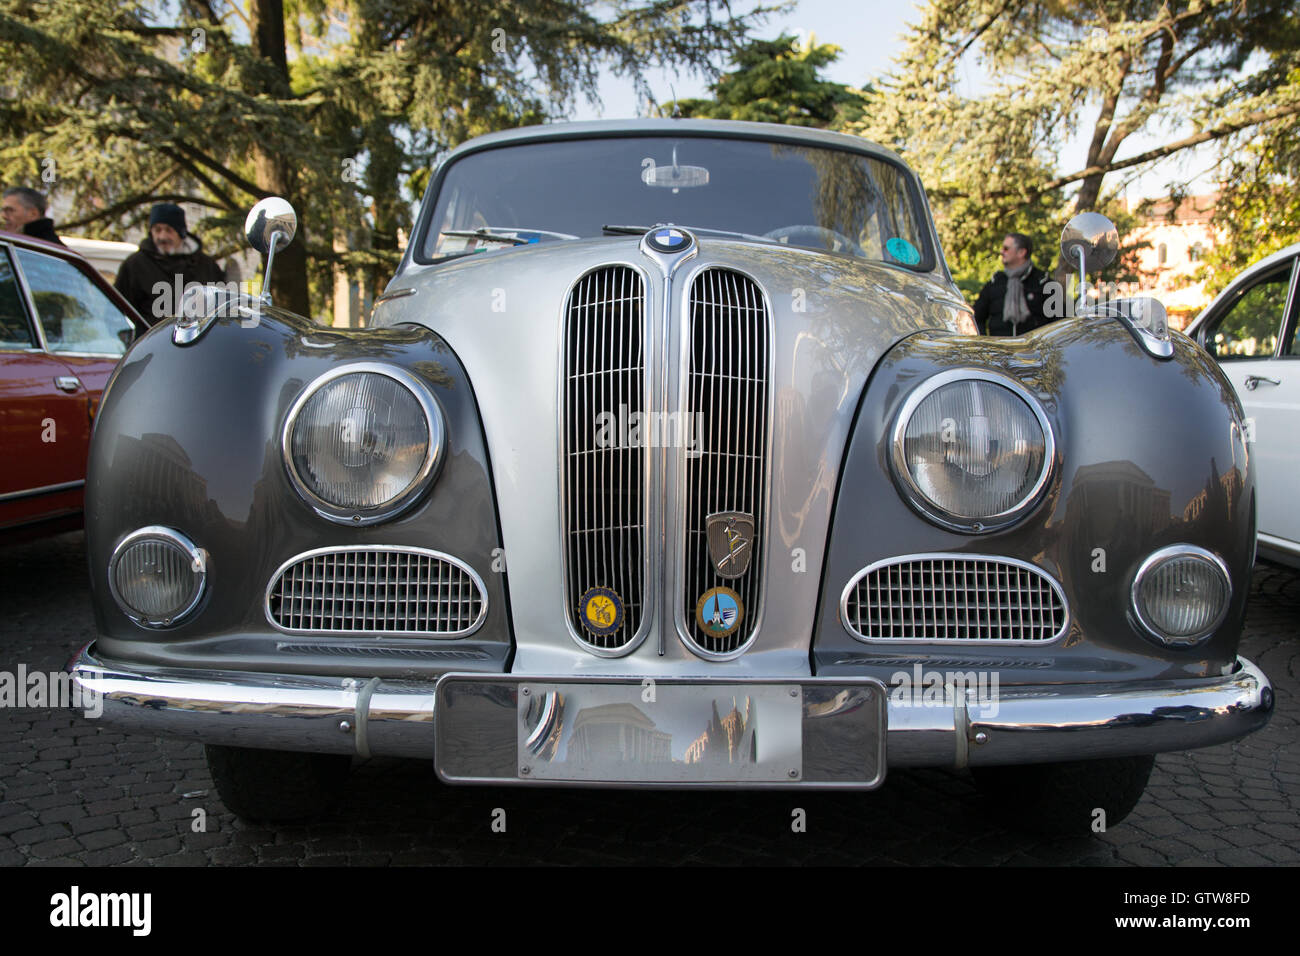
[645,227,693,253]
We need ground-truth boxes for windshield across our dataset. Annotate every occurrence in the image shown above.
[419,135,933,269]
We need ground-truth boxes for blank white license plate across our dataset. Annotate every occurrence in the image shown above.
[517,681,803,783]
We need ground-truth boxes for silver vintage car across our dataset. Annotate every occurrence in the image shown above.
[70,119,1273,833]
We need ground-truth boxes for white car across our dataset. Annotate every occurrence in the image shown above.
[1185,243,1300,569]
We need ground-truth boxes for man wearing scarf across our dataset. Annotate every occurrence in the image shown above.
[973,233,1052,336]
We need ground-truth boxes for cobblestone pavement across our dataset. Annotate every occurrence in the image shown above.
[1,531,1295,866]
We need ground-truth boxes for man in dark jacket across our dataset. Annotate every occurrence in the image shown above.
[115,203,226,322]
[3,186,65,245]
[973,233,1053,336]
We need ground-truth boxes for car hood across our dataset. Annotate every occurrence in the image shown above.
[373,235,968,672]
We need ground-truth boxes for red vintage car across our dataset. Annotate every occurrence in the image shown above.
[0,231,147,543]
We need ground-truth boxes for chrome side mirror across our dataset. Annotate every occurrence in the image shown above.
[1060,212,1117,316]
[244,198,297,306]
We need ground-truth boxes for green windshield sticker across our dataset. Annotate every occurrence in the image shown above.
[886,237,921,265]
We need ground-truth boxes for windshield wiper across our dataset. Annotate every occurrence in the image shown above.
[602,223,772,243]
[440,228,530,246]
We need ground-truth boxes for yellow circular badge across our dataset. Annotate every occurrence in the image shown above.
[579,587,624,636]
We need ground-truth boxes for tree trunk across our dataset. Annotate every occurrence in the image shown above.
[365,119,403,309]
[1073,171,1104,215]
[248,0,310,315]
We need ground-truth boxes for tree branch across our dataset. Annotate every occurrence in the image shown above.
[1037,102,1300,194]
[158,146,241,209]
[1085,53,1130,169]
[60,193,224,231]
[218,0,250,32]
[954,0,1018,59]
[172,142,269,199]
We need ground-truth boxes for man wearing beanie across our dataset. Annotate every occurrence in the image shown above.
[973,233,1053,336]
[114,202,226,322]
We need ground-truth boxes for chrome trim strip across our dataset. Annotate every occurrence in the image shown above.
[106,526,208,628]
[69,645,1272,767]
[1257,532,1300,557]
[673,263,774,661]
[280,362,445,526]
[45,349,130,359]
[838,553,1069,645]
[263,544,488,638]
[556,262,654,657]
[1130,544,1232,646]
[375,287,416,304]
[0,479,84,503]
[638,234,699,657]
[889,367,1057,533]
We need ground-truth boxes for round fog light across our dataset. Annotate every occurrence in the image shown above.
[108,527,207,627]
[1132,545,1231,646]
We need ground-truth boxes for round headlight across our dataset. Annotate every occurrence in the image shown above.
[108,527,207,627]
[1132,545,1231,646]
[891,369,1053,532]
[283,365,443,524]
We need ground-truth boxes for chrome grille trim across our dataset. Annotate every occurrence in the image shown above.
[677,267,773,659]
[559,264,650,654]
[265,546,487,638]
[840,554,1068,644]
[276,643,490,660]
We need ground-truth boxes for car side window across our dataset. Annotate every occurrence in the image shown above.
[0,248,36,350]
[14,248,132,356]
[1284,294,1300,358]
[1203,265,1292,360]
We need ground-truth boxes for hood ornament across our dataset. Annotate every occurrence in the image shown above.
[706,511,755,579]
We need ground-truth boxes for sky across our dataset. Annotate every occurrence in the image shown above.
[571,0,1220,202]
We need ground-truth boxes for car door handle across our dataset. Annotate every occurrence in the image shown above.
[1244,375,1280,391]
[53,376,82,393]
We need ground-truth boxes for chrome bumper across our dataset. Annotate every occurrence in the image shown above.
[68,643,1273,778]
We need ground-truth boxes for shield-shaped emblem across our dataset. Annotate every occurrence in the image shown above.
[706,511,755,578]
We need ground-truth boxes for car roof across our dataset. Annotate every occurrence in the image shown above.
[1,228,149,331]
[1186,241,1300,334]
[439,117,911,169]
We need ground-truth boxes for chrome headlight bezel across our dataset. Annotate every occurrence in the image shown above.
[889,368,1056,533]
[107,526,208,628]
[281,363,445,526]
[1131,544,1232,647]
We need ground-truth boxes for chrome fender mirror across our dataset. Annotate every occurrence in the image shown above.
[1060,212,1119,317]
[245,197,297,306]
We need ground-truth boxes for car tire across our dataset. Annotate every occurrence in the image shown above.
[970,754,1155,836]
[205,745,352,823]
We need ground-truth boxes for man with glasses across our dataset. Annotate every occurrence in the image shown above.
[973,233,1052,336]
[2,186,64,246]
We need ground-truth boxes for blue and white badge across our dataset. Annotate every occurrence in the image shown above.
[646,227,692,253]
[695,586,743,638]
